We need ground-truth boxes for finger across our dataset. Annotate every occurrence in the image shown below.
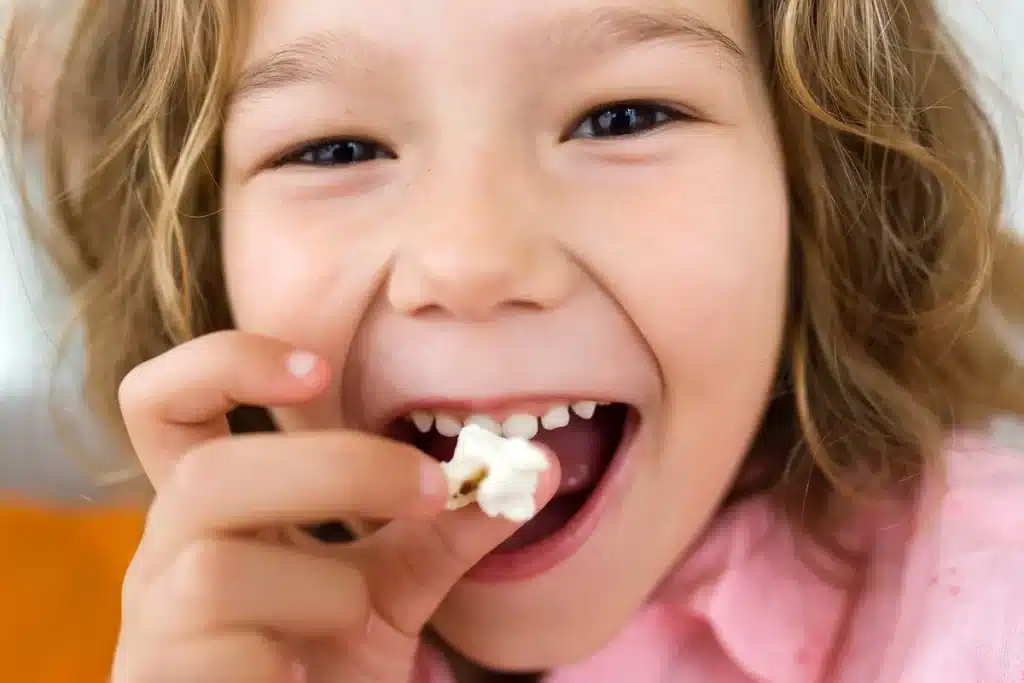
[114,632,298,683]
[118,331,331,485]
[138,432,447,575]
[358,451,560,636]
[140,538,369,638]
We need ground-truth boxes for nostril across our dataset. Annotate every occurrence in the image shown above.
[504,299,548,313]
[401,302,449,319]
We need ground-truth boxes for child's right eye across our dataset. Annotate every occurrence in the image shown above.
[276,138,397,167]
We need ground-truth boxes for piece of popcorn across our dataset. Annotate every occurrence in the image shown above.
[441,424,550,522]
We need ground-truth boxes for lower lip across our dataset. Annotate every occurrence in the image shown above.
[462,410,640,583]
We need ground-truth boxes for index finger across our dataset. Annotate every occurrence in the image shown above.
[118,331,330,485]
[132,430,449,581]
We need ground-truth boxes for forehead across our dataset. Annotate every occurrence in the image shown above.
[232,0,754,105]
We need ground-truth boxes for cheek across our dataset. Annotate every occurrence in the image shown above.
[633,137,789,491]
[220,189,394,428]
[574,131,789,404]
[222,233,323,339]
[647,204,788,397]
[220,190,385,350]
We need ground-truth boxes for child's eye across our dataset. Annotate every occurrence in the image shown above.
[278,138,396,167]
[567,101,686,140]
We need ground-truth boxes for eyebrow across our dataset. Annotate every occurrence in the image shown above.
[229,7,746,107]
[230,30,361,108]
[550,7,746,66]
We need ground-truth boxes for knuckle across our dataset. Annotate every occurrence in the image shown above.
[426,522,478,569]
[140,493,178,547]
[170,441,224,500]
[169,539,237,620]
[392,523,476,596]
[202,329,247,353]
[204,329,275,363]
[393,536,432,587]
[118,361,156,418]
[116,331,249,416]
[120,549,151,612]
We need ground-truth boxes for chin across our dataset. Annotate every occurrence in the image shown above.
[431,588,637,672]
[425,427,690,672]
[426,413,752,673]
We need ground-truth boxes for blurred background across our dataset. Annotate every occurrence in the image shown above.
[0,1,1021,681]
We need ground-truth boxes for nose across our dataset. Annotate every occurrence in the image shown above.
[386,176,578,320]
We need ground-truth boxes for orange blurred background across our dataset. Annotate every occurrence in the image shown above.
[0,500,144,683]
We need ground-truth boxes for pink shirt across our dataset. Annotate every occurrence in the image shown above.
[415,433,1024,682]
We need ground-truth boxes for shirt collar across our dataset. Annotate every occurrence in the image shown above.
[419,495,889,683]
[653,497,861,683]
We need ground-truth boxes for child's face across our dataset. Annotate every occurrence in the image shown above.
[220,0,789,669]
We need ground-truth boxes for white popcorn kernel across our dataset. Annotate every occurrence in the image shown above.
[440,424,550,522]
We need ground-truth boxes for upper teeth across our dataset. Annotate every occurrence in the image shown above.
[407,401,605,439]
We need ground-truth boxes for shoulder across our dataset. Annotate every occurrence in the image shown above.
[887,429,1024,682]
[935,429,1024,545]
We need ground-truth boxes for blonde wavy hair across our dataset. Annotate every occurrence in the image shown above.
[4,0,1024,537]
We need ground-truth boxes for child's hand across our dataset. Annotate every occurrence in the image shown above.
[109,332,557,683]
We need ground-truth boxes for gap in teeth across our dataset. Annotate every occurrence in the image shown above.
[407,401,609,439]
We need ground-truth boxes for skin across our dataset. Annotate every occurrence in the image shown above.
[213,0,789,675]
[115,334,562,682]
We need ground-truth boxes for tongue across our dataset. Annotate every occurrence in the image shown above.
[496,493,586,552]
[532,421,607,494]
[418,409,620,495]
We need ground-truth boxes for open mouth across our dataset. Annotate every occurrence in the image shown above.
[385,401,633,558]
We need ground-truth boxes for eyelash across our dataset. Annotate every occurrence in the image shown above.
[275,100,688,168]
[276,138,397,167]
[564,100,689,141]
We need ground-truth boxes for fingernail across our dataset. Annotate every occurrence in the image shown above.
[421,460,448,498]
[286,351,319,379]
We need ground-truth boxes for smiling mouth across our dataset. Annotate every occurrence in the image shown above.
[386,401,631,553]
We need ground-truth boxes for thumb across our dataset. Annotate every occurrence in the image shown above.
[358,452,560,637]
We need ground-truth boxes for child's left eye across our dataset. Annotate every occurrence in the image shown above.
[277,138,396,167]
[566,101,687,141]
